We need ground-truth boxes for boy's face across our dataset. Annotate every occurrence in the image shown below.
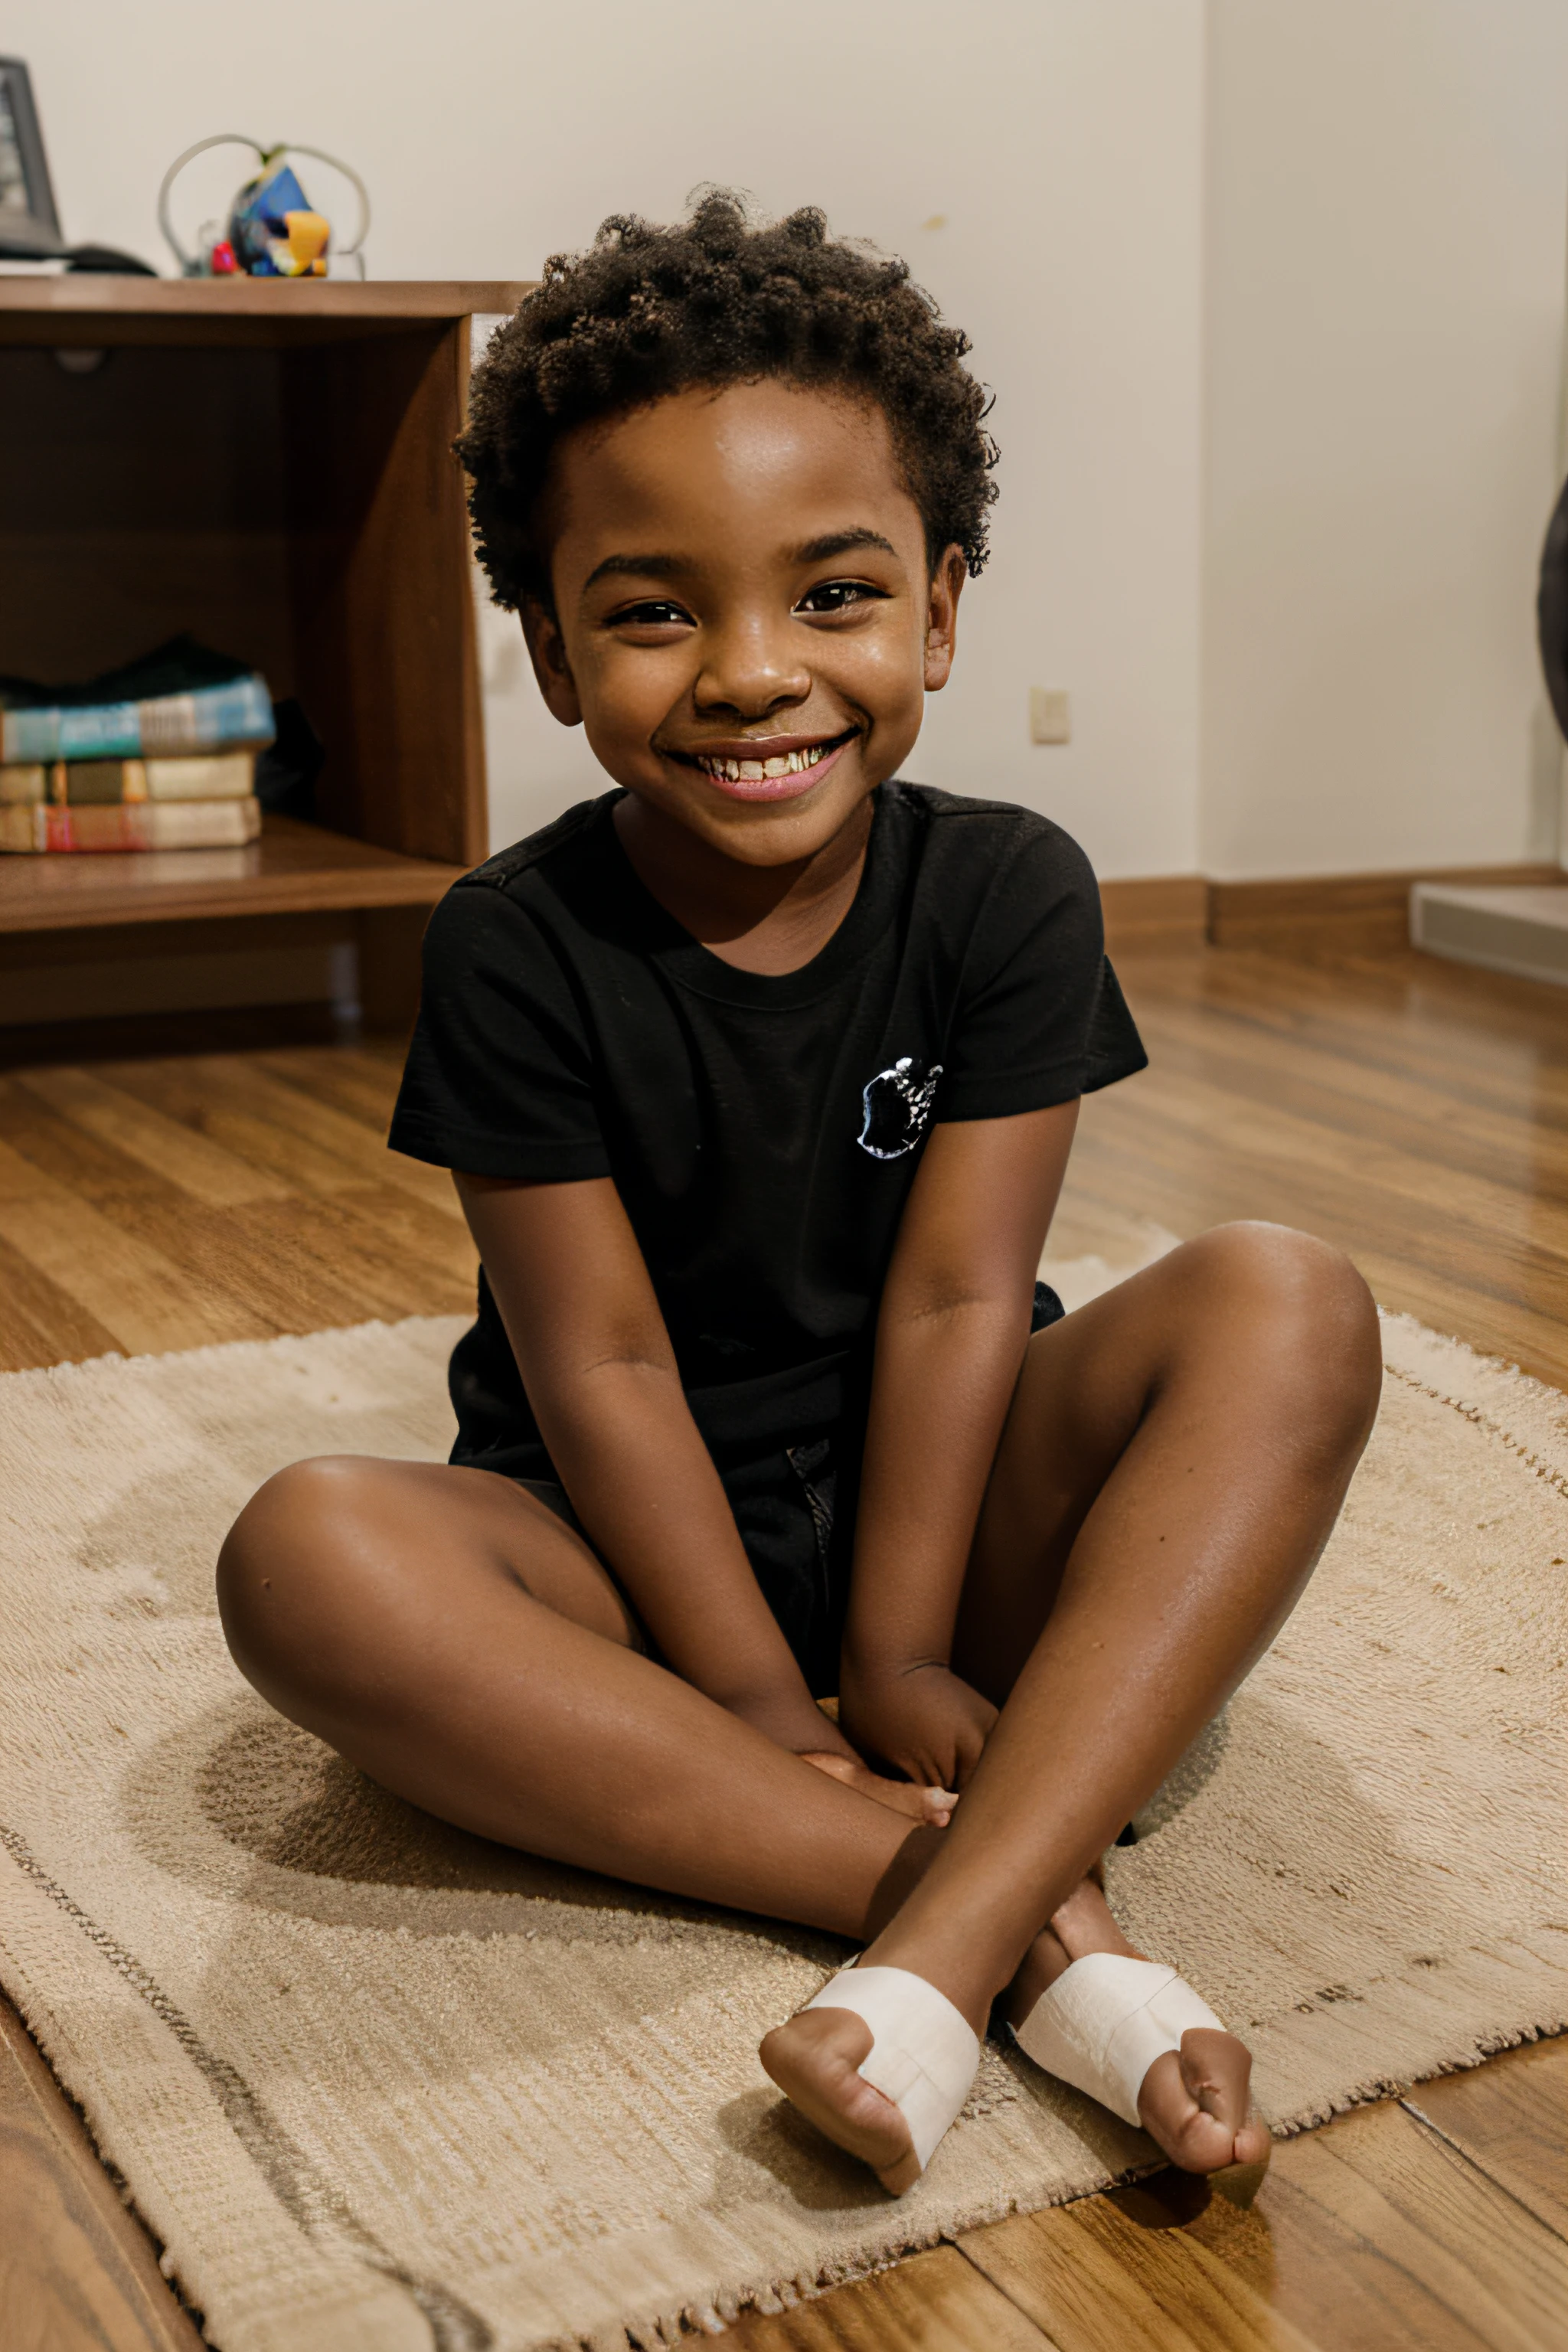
[522,379,965,868]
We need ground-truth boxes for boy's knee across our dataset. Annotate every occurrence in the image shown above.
[217,1455,387,1700]
[1186,1222,1382,1447]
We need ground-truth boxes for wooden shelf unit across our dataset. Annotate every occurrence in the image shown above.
[0,810,464,931]
[0,277,533,1027]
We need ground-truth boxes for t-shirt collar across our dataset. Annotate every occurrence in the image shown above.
[599,784,906,1008]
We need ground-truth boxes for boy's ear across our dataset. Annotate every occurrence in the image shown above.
[519,599,585,727]
[923,546,967,694]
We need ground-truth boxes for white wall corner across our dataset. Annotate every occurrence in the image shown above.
[1197,0,1568,883]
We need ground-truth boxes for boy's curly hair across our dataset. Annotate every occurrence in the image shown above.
[459,190,998,610]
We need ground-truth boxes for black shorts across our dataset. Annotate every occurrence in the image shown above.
[518,1280,1065,1699]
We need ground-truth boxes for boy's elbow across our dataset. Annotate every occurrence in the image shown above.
[573,1348,681,1381]
[534,1341,681,1414]
[887,1281,1031,1334]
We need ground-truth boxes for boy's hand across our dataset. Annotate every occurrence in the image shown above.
[838,1661,998,1793]
[799,1749,956,1827]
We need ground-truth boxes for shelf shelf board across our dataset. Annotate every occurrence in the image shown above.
[0,277,536,348]
[0,813,466,934]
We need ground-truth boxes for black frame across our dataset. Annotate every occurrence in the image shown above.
[0,58,62,256]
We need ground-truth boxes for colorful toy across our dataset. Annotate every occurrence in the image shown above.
[157,136,369,279]
[228,158,331,277]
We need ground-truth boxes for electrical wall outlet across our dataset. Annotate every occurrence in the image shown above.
[1029,686,1071,745]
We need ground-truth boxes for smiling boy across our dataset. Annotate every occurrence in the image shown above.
[218,197,1381,2197]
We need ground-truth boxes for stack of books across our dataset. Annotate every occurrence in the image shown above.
[0,638,276,854]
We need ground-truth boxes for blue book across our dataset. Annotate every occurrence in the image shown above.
[0,637,276,765]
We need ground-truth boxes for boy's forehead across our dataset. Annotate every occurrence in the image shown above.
[549,381,919,552]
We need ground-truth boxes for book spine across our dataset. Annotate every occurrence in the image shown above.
[0,678,275,763]
[144,750,256,802]
[139,796,261,848]
[0,799,262,852]
[0,805,47,851]
[0,763,47,806]
[136,678,276,756]
[45,805,150,851]
[0,757,253,806]
[2,701,139,763]
[54,760,149,807]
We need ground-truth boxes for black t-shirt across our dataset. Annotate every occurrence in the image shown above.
[390,782,1147,1480]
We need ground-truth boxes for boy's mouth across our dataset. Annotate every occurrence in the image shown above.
[668,727,858,802]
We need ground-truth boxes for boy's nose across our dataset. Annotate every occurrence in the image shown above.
[692,616,812,717]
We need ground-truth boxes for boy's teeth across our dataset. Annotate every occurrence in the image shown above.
[697,743,831,782]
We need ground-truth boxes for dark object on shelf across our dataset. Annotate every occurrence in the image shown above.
[64,243,158,276]
[1539,472,1568,746]
[254,698,325,820]
[0,57,60,256]
[0,57,155,273]
[0,632,259,710]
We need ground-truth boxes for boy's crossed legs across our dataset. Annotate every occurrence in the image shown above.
[217,1222,1380,2187]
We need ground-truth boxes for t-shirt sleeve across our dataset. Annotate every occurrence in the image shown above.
[387,881,612,1180]
[936,820,1148,1121]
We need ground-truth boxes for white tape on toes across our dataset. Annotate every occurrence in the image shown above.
[1013,1952,1224,2128]
[801,1963,980,2173]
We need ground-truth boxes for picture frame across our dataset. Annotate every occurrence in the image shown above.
[0,59,63,257]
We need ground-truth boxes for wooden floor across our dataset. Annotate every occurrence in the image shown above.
[1,942,1564,2351]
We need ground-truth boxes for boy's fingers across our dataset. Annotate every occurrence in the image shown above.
[874,1774,952,1824]
[874,1777,941,1822]
[798,1750,956,1825]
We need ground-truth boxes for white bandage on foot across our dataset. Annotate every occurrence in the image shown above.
[1012,1953,1225,2128]
[802,1964,981,2174]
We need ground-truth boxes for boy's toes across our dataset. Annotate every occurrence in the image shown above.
[1136,2026,1270,2181]
[1137,2050,1236,2170]
[760,2007,920,2194]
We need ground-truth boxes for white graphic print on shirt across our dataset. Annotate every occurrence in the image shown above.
[858,1057,943,1160]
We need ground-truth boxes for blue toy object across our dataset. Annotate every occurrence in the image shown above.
[229,159,328,277]
[156,136,369,278]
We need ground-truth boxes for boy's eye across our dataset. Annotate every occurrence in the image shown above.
[607,599,694,629]
[795,578,887,615]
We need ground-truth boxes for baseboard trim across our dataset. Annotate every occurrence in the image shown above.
[1099,875,1209,952]
[1100,863,1565,956]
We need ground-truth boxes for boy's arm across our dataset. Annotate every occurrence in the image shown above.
[456,1171,863,1762]
[838,1100,1080,1789]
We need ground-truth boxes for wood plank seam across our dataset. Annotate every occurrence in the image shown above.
[1399,2092,1568,2243]
[952,2233,1073,2348]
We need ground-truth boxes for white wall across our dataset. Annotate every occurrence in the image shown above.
[9,0,1206,879]
[1200,0,1568,879]
[12,0,1567,882]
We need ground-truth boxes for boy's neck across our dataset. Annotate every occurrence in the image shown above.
[614,792,876,977]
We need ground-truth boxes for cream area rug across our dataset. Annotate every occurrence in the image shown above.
[0,1286,1564,2352]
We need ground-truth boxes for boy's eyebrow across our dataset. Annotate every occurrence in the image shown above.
[792,529,898,564]
[580,528,900,598]
[581,553,688,594]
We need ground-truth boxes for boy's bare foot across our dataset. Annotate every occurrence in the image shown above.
[1001,1875,1271,2179]
[761,1873,1267,2195]
[759,2006,922,2194]
[1137,2032,1272,2179]
[758,1756,956,2192]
